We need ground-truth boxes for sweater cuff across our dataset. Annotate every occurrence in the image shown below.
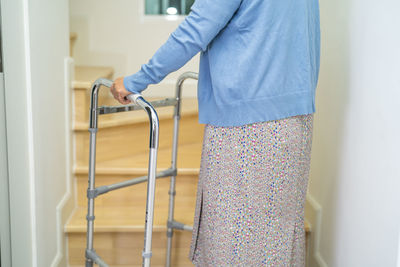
[123,73,146,94]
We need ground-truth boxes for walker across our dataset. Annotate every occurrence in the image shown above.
[84,72,199,267]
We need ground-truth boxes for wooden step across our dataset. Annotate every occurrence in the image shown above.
[67,182,197,266]
[74,172,198,209]
[73,65,114,124]
[68,231,193,266]
[69,266,166,267]
[75,140,202,174]
[74,98,199,131]
[66,195,310,267]
[67,196,196,233]
[73,100,204,167]
[71,266,172,267]
[73,65,114,90]
[67,206,311,234]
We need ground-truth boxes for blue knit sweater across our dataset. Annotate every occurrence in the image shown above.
[124,0,320,126]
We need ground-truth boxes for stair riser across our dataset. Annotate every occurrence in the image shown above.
[68,231,194,266]
[74,115,204,167]
[75,174,198,209]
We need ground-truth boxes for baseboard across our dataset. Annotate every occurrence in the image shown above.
[305,194,328,267]
[50,189,75,267]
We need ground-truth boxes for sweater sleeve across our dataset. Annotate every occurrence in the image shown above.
[123,0,242,94]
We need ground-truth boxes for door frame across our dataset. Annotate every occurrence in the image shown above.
[0,4,12,264]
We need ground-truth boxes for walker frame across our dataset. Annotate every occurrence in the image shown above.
[84,72,199,267]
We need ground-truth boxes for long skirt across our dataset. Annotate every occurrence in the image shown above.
[189,113,314,266]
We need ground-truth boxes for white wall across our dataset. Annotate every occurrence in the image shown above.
[1,0,73,266]
[69,0,199,97]
[307,0,400,266]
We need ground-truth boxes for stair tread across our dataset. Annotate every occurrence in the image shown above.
[74,98,199,130]
[69,266,165,267]
[66,206,311,233]
[73,65,114,89]
[66,206,195,233]
[74,141,203,175]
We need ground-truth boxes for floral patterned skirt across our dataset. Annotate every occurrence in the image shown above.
[189,113,314,266]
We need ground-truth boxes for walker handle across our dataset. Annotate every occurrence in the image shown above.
[92,79,158,148]
[93,78,141,105]
[126,94,142,105]
[93,78,113,88]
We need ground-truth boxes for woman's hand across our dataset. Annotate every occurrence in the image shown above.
[110,77,131,105]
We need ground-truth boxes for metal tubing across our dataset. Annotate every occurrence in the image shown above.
[127,94,159,149]
[89,78,112,129]
[127,94,160,267]
[93,168,176,197]
[86,249,110,267]
[165,72,199,267]
[142,148,158,267]
[85,130,96,250]
[165,117,180,267]
[85,79,105,266]
[167,220,193,231]
[174,72,198,117]
[99,98,178,115]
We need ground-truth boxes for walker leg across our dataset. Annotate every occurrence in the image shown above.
[85,128,96,267]
[85,83,100,267]
[130,95,160,267]
[142,148,158,267]
[83,81,162,267]
[165,114,180,267]
[165,176,177,267]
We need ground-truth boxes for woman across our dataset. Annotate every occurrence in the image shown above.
[111,0,320,265]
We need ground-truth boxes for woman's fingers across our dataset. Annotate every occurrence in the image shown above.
[121,98,131,105]
[117,94,130,105]
[110,77,131,105]
[115,91,130,105]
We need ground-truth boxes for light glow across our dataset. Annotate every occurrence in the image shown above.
[166,7,178,15]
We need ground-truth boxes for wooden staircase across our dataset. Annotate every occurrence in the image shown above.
[65,33,311,267]
[66,56,203,266]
